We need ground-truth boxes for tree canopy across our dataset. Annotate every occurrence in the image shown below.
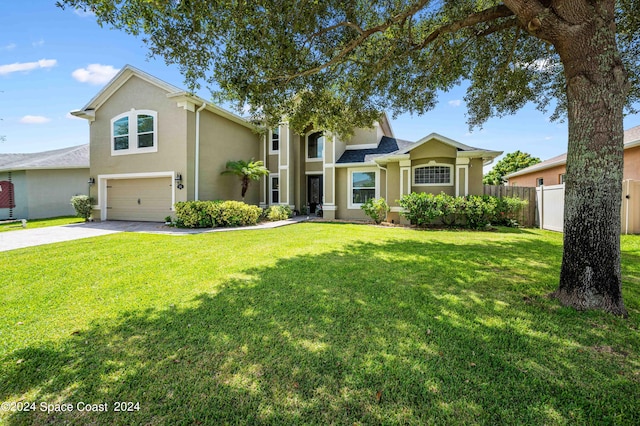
[483,151,541,185]
[58,1,640,134]
[58,0,640,316]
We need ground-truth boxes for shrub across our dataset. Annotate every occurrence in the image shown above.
[492,196,528,227]
[398,192,440,226]
[458,195,497,229]
[264,205,293,221]
[70,195,94,221]
[361,198,390,224]
[174,200,261,228]
[433,193,461,227]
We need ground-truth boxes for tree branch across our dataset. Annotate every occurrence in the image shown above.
[411,4,514,51]
[276,0,431,82]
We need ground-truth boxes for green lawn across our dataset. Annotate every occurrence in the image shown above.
[0,224,638,425]
[0,216,84,232]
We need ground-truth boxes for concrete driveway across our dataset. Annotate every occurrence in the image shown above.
[0,217,309,252]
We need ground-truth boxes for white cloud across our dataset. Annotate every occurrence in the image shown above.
[32,39,45,48]
[0,59,57,75]
[20,115,51,124]
[448,99,462,107]
[544,136,553,140]
[2,43,16,51]
[72,64,120,85]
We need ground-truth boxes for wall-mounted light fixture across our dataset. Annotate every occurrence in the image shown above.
[175,173,184,190]
[88,177,96,185]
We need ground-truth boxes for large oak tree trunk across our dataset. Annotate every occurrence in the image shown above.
[551,6,628,316]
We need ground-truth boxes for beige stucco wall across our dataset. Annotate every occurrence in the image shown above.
[195,108,260,204]
[345,126,379,147]
[410,139,457,159]
[25,169,90,219]
[89,75,189,205]
[468,158,484,195]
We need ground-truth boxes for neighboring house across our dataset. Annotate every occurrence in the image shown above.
[505,125,640,187]
[71,65,502,222]
[0,144,90,220]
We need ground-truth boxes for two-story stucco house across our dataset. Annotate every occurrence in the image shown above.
[71,65,501,222]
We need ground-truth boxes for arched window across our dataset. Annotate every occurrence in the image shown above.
[111,110,158,155]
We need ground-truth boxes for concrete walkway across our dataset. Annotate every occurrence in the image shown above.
[0,216,310,252]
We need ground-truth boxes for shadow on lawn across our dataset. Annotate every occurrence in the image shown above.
[1,234,639,425]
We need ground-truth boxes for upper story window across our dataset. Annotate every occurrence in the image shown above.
[413,164,453,186]
[307,131,324,161]
[270,126,280,153]
[536,178,544,186]
[110,109,158,155]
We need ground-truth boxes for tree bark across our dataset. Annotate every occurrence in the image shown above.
[550,6,628,316]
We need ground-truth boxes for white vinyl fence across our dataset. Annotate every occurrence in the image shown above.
[536,180,640,234]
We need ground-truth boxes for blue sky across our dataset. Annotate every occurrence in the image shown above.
[1,1,638,171]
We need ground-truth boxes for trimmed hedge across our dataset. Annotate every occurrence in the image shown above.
[398,192,527,229]
[361,197,390,224]
[174,200,262,228]
[70,195,94,221]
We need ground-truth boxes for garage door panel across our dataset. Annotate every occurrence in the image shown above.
[107,177,172,222]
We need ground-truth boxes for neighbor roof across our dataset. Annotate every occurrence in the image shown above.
[0,144,89,172]
[505,124,640,179]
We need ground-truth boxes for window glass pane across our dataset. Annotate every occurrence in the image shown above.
[114,136,129,150]
[271,127,279,151]
[113,117,128,137]
[352,189,375,204]
[353,172,375,188]
[271,177,279,203]
[308,132,324,158]
[414,166,451,184]
[138,133,154,148]
[137,114,154,133]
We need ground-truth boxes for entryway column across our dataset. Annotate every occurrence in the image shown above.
[322,134,336,219]
[455,157,470,197]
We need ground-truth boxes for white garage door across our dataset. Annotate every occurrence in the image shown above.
[107,177,172,222]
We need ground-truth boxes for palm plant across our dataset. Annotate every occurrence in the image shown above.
[221,159,269,200]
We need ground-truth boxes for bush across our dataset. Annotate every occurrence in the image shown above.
[492,196,528,227]
[433,193,461,227]
[174,200,262,228]
[361,198,390,224]
[458,195,497,229]
[264,205,293,221]
[70,195,94,221]
[398,192,440,226]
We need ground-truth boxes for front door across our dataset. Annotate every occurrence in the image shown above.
[307,175,323,213]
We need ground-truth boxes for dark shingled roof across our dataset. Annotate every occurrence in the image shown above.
[337,136,415,163]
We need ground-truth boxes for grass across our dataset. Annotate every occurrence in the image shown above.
[0,223,638,425]
[0,216,84,232]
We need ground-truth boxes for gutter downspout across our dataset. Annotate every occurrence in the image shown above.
[625,179,630,235]
[195,102,207,200]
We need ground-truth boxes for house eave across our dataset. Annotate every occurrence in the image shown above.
[166,92,257,130]
[70,109,95,122]
[335,161,378,168]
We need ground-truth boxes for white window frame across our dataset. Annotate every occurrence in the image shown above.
[412,163,454,187]
[269,174,280,205]
[536,177,544,186]
[269,126,280,154]
[110,109,158,156]
[559,174,566,184]
[306,131,324,162]
[347,167,379,209]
